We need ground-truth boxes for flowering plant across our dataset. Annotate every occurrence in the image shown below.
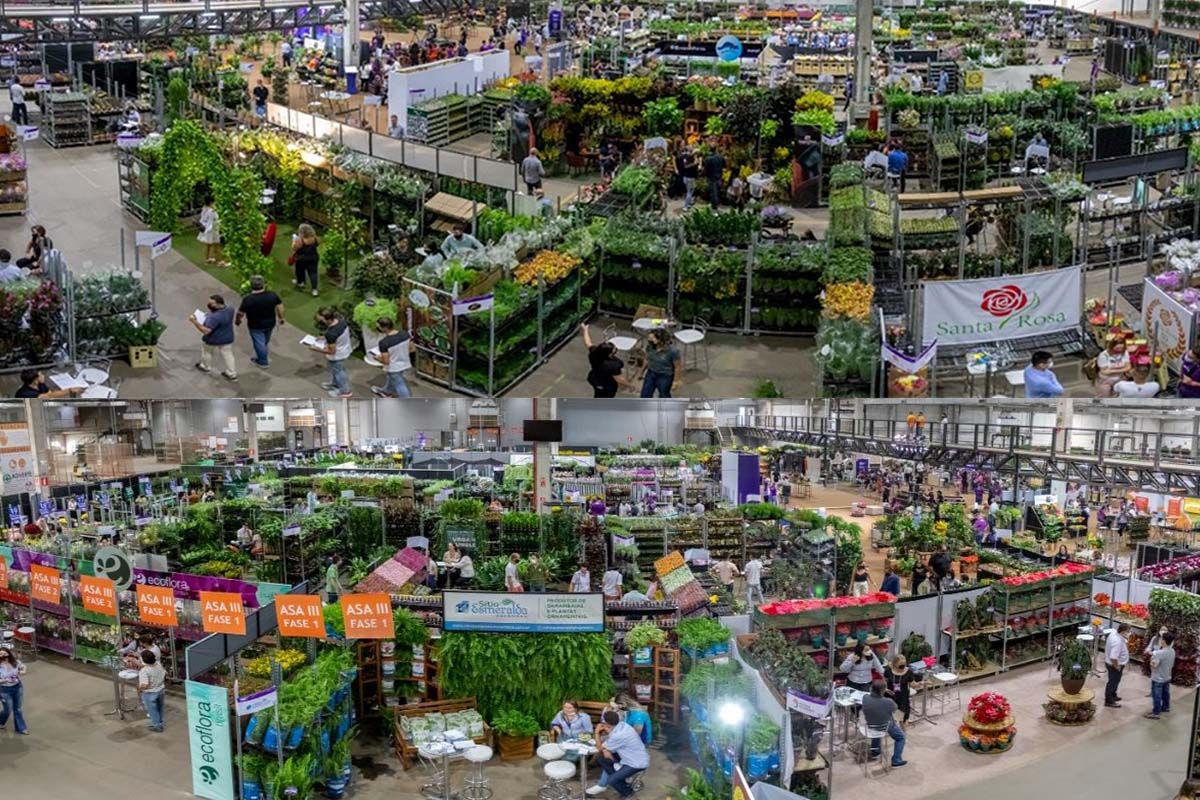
[760,592,897,616]
[1094,592,1111,606]
[999,562,1093,587]
[968,692,1012,725]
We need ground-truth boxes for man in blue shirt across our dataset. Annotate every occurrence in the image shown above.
[190,294,237,381]
[0,249,22,283]
[1024,350,1063,398]
[587,711,649,797]
[880,565,901,596]
[886,144,909,192]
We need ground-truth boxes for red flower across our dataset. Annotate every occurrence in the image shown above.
[980,285,1028,318]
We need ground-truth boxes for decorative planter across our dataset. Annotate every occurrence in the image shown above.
[632,647,653,666]
[1044,687,1096,726]
[287,724,305,749]
[1060,676,1086,695]
[958,712,1016,754]
[496,733,535,761]
[324,777,347,799]
[262,723,282,752]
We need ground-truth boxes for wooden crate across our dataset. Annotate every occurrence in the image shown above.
[393,697,488,770]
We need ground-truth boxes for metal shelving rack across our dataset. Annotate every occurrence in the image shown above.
[993,573,1093,671]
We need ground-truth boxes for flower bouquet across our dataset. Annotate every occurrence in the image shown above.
[968,692,1012,725]
[961,692,1017,754]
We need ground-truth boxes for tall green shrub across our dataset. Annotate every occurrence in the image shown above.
[439,632,614,723]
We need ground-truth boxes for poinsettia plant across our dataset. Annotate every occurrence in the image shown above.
[967,692,1012,725]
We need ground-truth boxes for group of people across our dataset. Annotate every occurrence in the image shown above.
[186,272,413,399]
[0,223,54,281]
[1028,339,1200,399]
[582,323,683,399]
[548,695,651,798]
[1104,623,1177,720]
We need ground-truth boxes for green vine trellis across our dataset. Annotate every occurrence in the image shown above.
[149,120,273,291]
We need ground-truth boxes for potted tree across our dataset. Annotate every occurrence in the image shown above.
[1056,637,1092,694]
[492,709,539,761]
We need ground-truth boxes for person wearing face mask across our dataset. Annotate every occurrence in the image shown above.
[1024,350,1063,398]
[1094,337,1130,397]
[190,294,238,381]
[441,223,484,258]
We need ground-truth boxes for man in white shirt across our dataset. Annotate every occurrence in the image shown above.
[570,564,590,592]
[601,568,623,601]
[587,711,649,797]
[388,114,405,138]
[744,557,764,605]
[1105,623,1131,707]
[504,553,523,592]
[1112,366,1160,399]
[453,553,474,586]
[9,80,27,126]
[0,249,23,283]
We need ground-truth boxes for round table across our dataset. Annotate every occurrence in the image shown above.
[78,367,109,385]
[560,740,598,799]
[321,91,352,102]
[632,317,674,332]
[1045,686,1096,725]
[418,741,462,800]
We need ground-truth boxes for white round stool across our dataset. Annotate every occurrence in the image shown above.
[537,743,565,761]
[461,745,493,800]
[540,760,575,800]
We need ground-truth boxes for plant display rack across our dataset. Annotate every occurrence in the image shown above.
[117,148,150,221]
[44,92,91,148]
[406,94,487,147]
[753,594,897,674]
[992,567,1094,671]
[628,645,681,726]
[0,145,27,216]
[606,599,680,632]
[68,269,154,362]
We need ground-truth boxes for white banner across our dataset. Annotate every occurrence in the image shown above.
[234,686,277,716]
[452,294,494,316]
[442,590,605,633]
[1142,277,1194,370]
[882,340,938,372]
[921,267,1082,346]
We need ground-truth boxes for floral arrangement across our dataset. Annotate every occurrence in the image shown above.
[967,691,1012,725]
[513,250,580,286]
[245,649,307,677]
[1140,553,1200,584]
[999,562,1092,587]
[760,592,896,616]
[0,153,26,173]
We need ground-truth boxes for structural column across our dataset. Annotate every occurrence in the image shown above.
[1055,399,1075,456]
[344,0,360,94]
[853,0,872,107]
[532,398,556,509]
[245,405,259,462]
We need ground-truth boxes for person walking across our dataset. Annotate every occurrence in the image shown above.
[745,556,764,605]
[198,199,223,265]
[236,275,284,368]
[252,79,269,117]
[640,329,681,398]
[1105,623,1131,708]
[191,294,238,381]
[1146,632,1176,719]
[0,648,28,734]
[138,650,166,732]
[703,146,726,208]
[679,144,698,209]
[1178,344,1200,398]
[290,223,321,297]
[521,148,545,194]
[9,79,27,126]
[311,307,353,398]
[325,555,343,602]
[570,563,590,592]
[372,317,414,398]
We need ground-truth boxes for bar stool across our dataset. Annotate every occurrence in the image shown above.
[930,671,961,716]
[540,759,575,800]
[855,718,891,776]
[536,744,568,800]
[461,745,493,800]
[15,626,36,661]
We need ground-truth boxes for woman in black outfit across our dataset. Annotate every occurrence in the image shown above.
[884,655,914,724]
[911,560,928,595]
[17,225,51,271]
[290,223,321,297]
[581,324,626,397]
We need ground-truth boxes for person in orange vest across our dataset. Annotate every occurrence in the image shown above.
[906,412,917,437]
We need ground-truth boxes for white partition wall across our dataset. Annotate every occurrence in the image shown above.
[387,52,510,131]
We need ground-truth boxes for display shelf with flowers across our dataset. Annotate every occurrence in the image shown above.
[959,692,1016,754]
[1139,553,1200,585]
[753,592,897,631]
[1144,588,1200,686]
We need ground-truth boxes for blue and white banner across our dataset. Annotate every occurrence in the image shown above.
[186,680,234,800]
[234,685,278,716]
[442,590,605,633]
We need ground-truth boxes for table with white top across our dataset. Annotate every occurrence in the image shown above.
[832,688,866,747]
[631,317,674,333]
[320,91,353,102]
[418,739,465,800]
[560,739,598,799]
[108,668,141,720]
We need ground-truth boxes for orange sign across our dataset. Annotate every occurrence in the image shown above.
[340,593,394,639]
[199,590,247,635]
[1169,497,1183,518]
[29,563,61,605]
[275,594,325,638]
[80,575,117,617]
[137,584,179,627]
[0,555,7,589]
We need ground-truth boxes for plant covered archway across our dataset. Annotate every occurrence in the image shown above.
[149,119,273,291]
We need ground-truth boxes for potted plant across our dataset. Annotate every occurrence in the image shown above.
[625,621,668,665]
[124,318,167,369]
[322,738,351,798]
[238,752,268,800]
[492,709,539,760]
[273,754,315,800]
[1056,637,1091,694]
[834,623,851,646]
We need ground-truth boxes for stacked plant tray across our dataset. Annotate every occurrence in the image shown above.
[654,551,708,613]
[0,151,27,215]
[407,94,486,147]
[45,92,91,148]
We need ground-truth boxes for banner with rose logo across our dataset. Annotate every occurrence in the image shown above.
[921,267,1082,346]
[1141,277,1193,371]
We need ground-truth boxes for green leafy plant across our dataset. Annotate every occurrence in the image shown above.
[611,166,659,202]
[1056,637,1091,681]
[393,607,428,649]
[642,97,684,137]
[676,617,731,653]
[625,622,668,651]
[492,709,541,737]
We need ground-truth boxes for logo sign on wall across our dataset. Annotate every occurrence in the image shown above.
[1142,277,1193,370]
[715,35,743,61]
[921,267,1081,345]
[443,591,605,633]
[186,681,234,800]
[0,422,35,495]
[94,546,134,590]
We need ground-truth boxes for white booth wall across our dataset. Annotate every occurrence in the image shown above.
[387,52,510,132]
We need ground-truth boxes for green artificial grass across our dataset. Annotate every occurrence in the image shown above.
[172,221,359,336]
